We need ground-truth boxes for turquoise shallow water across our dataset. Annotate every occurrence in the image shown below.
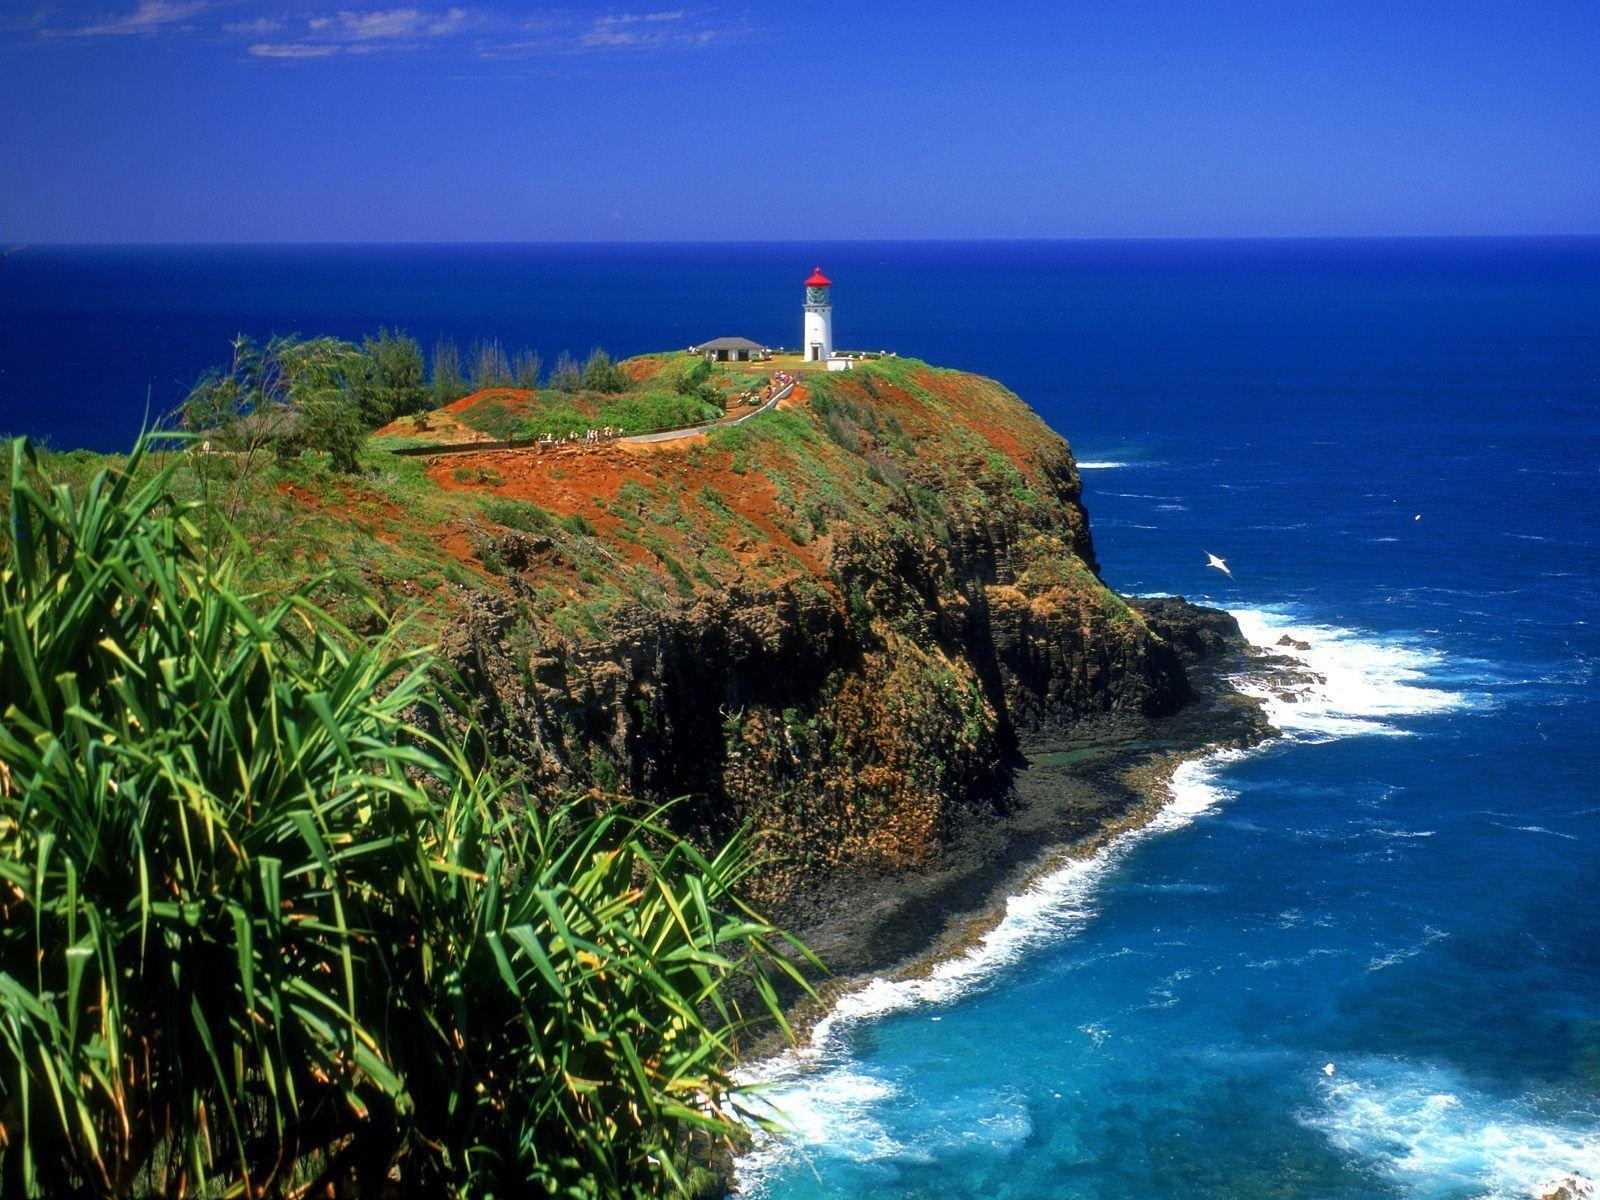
[2,238,1596,1198]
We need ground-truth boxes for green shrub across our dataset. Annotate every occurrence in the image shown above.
[658,355,712,396]
[600,390,719,436]
[363,328,430,421]
[581,348,630,394]
[547,351,582,393]
[483,496,555,532]
[0,434,815,1198]
[510,400,592,441]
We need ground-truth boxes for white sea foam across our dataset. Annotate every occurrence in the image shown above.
[1490,822,1579,842]
[1302,1060,1600,1199]
[733,606,1484,1193]
[732,751,1242,1191]
[1365,925,1450,972]
[1229,608,1481,739]
[1076,460,1130,469]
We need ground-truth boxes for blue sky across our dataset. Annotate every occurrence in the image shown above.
[2,1,1596,241]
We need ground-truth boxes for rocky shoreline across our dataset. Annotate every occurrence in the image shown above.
[754,595,1283,1043]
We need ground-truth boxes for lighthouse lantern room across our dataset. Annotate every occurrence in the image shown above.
[803,266,833,362]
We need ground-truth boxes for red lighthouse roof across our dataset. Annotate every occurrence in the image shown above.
[805,266,831,287]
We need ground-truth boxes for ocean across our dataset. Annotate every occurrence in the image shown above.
[2,239,1598,1198]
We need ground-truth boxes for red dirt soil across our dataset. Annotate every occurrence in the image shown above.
[424,404,828,581]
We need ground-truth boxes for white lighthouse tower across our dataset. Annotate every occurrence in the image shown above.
[803,266,833,362]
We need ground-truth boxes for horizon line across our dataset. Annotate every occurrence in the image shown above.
[6,233,1600,251]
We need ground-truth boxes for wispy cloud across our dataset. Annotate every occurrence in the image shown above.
[247,40,335,56]
[21,2,748,59]
[245,6,482,57]
[482,8,741,58]
[57,0,209,37]
[224,16,283,34]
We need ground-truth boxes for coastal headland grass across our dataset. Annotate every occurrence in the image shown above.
[0,432,815,1197]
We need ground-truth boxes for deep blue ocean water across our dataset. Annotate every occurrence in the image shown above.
[2,240,1597,1197]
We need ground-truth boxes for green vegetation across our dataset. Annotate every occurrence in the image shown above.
[183,331,429,472]
[581,348,630,394]
[0,435,814,1197]
[547,351,583,393]
[430,336,469,403]
[449,385,721,444]
[598,390,720,436]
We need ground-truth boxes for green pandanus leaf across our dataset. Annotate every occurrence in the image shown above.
[0,429,819,1197]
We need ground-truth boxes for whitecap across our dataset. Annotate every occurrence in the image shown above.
[1302,1060,1600,1199]
[1230,608,1485,738]
[1076,460,1131,469]
[1366,926,1450,972]
[1490,822,1579,842]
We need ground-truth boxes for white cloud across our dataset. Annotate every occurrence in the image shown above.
[594,10,686,26]
[66,0,208,37]
[224,17,284,34]
[27,0,738,58]
[266,6,480,48]
[330,8,428,41]
[248,40,336,56]
[427,7,470,36]
[578,9,726,49]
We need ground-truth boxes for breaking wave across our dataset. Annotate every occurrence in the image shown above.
[733,607,1487,1194]
[1303,1061,1600,1199]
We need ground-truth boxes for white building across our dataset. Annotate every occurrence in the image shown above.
[803,266,834,362]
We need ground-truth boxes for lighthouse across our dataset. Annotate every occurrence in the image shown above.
[803,266,833,362]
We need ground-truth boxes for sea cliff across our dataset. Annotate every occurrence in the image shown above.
[371,356,1267,938]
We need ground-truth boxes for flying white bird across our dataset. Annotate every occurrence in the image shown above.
[1205,551,1233,579]
[1322,1063,1336,1077]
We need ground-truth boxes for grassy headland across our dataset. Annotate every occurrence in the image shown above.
[2,336,1267,1196]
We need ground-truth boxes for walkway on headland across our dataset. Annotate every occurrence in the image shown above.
[388,374,796,458]
[619,376,795,444]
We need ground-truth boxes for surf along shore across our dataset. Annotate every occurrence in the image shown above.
[752,596,1285,1052]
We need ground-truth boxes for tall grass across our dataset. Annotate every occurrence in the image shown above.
[0,434,813,1197]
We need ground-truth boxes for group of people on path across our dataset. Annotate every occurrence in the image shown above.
[536,426,622,448]
[754,370,795,406]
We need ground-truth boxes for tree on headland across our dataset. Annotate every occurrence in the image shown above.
[181,334,387,474]
[547,349,582,392]
[513,347,543,389]
[272,336,375,471]
[431,336,468,403]
[582,347,630,393]
[362,327,430,422]
[469,338,513,390]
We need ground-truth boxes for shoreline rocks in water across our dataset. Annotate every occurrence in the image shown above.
[1539,1173,1595,1200]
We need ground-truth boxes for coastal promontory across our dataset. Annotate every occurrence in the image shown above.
[345,353,1262,930]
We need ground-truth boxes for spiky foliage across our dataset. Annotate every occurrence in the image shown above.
[0,434,813,1197]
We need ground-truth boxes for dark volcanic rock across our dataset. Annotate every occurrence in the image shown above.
[1130,595,1246,666]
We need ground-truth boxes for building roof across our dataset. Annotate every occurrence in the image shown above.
[805,266,831,287]
[691,336,766,352]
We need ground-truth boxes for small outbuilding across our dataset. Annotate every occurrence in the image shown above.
[690,336,768,363]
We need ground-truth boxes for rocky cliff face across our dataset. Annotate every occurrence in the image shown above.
[432,359,1210,906]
